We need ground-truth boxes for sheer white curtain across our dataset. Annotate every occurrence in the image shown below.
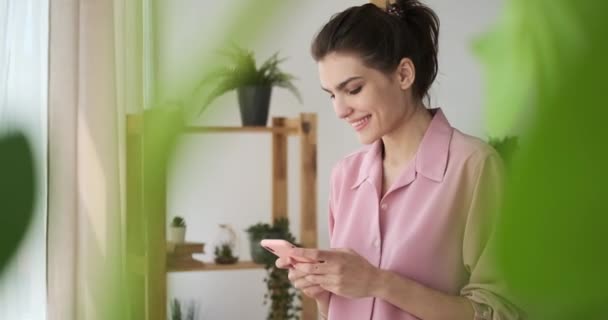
[0,1,48,320]
[47,0,142,319]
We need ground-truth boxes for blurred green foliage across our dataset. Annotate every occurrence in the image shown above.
[477,0,608,317]
[0,132,36,275]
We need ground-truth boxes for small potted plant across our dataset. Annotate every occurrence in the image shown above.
[170,216,187,243]
[246,218,301,319]
[214,242,239,264]
[197,45,302,126]
[170,298,198,320]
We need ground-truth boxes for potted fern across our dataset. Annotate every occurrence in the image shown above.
[198,45,302,126]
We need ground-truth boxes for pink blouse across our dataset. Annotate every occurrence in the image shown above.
[327,109,521,319]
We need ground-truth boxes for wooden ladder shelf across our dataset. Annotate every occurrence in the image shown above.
[126,112,318,320]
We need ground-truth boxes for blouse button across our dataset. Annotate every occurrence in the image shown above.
[380,203,388,210]
[373,239,381,248]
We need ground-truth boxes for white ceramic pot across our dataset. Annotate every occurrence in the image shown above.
[170,226,186,243]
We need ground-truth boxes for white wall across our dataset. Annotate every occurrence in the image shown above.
[158,1,502,319]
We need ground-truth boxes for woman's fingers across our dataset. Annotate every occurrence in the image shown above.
[275,256,293,269]
[292,277,318,290]
[286,264,330,299]
[301,285,327,299]
[287,268,308,281]
[290,268,324,293]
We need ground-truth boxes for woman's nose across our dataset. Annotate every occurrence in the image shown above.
[333,98,353,120]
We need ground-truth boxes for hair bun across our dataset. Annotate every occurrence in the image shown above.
[387,0,424,18]
[386,3,405,17]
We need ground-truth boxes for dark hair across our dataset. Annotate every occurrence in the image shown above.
[311,0,439,102]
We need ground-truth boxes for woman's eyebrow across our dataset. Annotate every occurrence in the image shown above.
[321,76,363,93]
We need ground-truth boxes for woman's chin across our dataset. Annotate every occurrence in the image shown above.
[357,132,378,145]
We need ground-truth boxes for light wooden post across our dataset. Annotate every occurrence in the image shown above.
[272,117,289,222]
[299,113,318,320]
[141,112,170,320]
[126,114,146,320]
[370,0,392,9]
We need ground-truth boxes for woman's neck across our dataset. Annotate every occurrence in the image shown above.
[381,103,432,169]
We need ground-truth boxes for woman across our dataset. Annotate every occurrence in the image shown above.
[276,1,521,319]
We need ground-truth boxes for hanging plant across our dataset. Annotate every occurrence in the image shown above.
[246,217,302,320]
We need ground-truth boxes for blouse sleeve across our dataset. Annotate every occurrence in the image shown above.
[460,152,524,320]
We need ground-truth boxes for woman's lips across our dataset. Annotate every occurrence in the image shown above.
[351,115,371,131]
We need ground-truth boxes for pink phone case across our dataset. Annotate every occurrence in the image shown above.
[260,239,318,263]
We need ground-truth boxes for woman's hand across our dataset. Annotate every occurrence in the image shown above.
[275,257,331,301]
[289,248,383,299]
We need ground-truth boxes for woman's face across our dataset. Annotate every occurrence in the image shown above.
[318,52,413,144]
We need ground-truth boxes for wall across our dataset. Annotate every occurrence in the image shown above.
[156,0,503,319]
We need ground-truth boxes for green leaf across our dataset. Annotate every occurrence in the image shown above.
[0,132,36,275]
[478,0,608,317]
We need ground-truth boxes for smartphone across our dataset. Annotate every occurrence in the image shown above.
[260,239,318,263]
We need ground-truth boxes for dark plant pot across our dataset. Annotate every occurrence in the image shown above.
[248,232,282,265]
[214,256,239,264]
[237,85,272,126]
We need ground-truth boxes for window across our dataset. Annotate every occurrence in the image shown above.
[0,1,49,319]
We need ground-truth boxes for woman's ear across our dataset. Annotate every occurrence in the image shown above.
[397,58,415,91]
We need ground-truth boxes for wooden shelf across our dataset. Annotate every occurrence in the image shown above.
[168,260,265,272]
[126,114,301,136]
[184,126,298,135]
[166,241,205,255]
[127,113,318,319]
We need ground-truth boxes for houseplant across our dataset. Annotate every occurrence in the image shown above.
[170,216,187,243]
[214,242,239,264]
[246,221,282,265]
[198,45,302,126]
[170,298,198,320]
[246,218,301,320]
[212,224,239,264]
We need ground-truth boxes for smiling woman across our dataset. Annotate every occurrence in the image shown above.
[274,1,523,319]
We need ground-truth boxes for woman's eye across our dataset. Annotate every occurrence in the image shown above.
[348,86,362,95]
